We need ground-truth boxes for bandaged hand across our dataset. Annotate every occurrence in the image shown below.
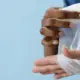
[32,55,70,79]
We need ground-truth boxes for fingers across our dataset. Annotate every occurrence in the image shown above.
[63,46,80,59]
[69,23,76,28]
[42,8,77,30]
[58,31,64,37]
[32,65,62,73]
[62,46,73,59]
[40,71,51,75]
[40,27,54,36]
[41,20,75,38]
[34,56,57,66]
[40,27,64,37]
[42,18,70,28]
[40,69,65,75]
[54,72,70,79]
[43,8,63,19]
[40,27,59,37]
[43,8,80,19]
[42,18,76,29]
[69,50,80,59]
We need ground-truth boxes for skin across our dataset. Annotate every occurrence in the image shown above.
[32,44,80,79]
[32,56,71,79]
[63,46,80,60]
[32,8,78,79]
[32,24,76,79]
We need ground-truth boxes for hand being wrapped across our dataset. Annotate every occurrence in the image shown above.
[33,7,79,79]
[32,55,71,79]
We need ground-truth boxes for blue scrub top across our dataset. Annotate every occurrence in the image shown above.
[64,0,80,6]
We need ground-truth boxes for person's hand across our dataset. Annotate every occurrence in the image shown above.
[32,55,70,79]
[63,46,80,60]
[42,8,76,37]
[43,7,63,19]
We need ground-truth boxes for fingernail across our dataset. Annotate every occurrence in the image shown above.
[59,32,64,37]
[34,59,42,65]
[70,23,76,28]
[62,45,66,51]
[53,40,59,45]
[54,75,59,80]
[32,67,38,73]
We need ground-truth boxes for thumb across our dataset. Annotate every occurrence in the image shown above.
[69,23,76,28]
[62,46,74,59]
[62,46,80,59]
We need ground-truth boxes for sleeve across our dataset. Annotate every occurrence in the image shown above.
[63,0,77,7]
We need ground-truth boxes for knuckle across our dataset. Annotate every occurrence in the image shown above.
[46,7,53,12]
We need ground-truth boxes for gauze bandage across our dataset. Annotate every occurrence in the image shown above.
[57,3,80,75]
[57,26,80,75]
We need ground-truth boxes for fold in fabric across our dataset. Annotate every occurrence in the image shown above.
[57,25,80,75]
[57,3,80,75]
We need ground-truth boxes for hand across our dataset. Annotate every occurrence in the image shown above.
[41,22,76,38]
[54,73,70,79]
[42,7,76,28]
[63,46,80,60]
[43,7,62,19]
[32,55,70,79]
[42,7,76,37]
